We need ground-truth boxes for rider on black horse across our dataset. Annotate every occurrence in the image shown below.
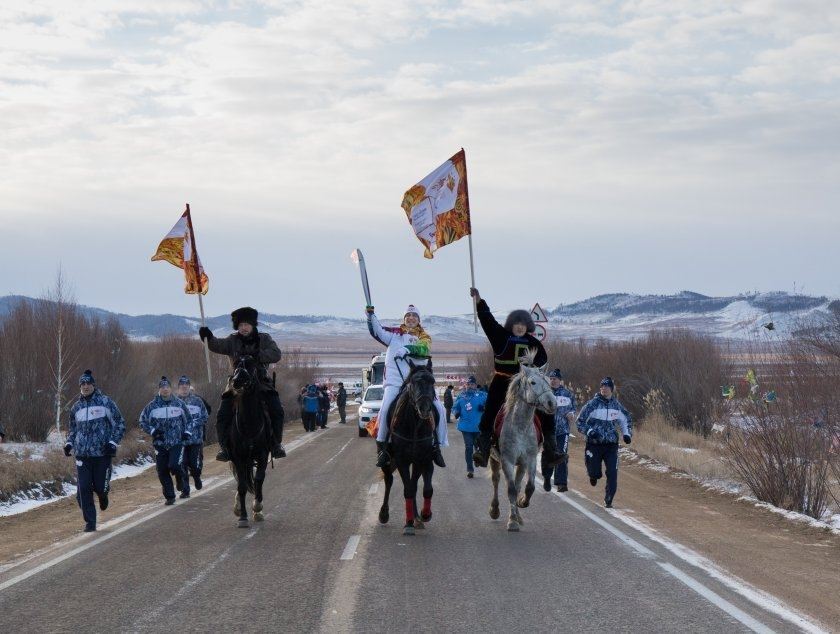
[199,306,286,462]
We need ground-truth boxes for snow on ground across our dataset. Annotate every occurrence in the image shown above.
[0,457,155,518]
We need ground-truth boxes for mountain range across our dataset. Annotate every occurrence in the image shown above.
[0,291,833,344]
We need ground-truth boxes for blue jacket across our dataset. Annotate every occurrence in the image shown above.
[452,389,487,433]
[180,393,208,446]
[576,394,632,445]
[552,386,577,435]
[139,395,191,450]
[66,390,126,457]
[301,394,320,414]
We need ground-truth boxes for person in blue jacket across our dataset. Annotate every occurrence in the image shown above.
[176,375,208,496]
[576,377,632,508]
[64,370,126,532]
[542,369,577,492]
[451,376,487,478]
[139,377,192,505]
[301,385,320,432]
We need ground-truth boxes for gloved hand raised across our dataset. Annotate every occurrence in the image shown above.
[199,326,213,341]
[623,434,632,445]
[63,443,73,457]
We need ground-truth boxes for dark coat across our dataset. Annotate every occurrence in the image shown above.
[207,329,281,388]
[443,386,454,408]
[336,387,347,407]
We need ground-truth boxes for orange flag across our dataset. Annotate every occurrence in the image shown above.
[151,205,209,294]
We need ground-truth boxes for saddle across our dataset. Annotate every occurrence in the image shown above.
[493,407,543,445]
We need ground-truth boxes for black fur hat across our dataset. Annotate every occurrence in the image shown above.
[231,306,258,329]
[504,309,535,334]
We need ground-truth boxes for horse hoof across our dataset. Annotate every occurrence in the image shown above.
[413,519,425,529]
[403,525,415,536]
[516,494,529,508]
[489,505,500,520]
[238,519,249,528]
[378,509,389,524]
[421,510,432,522]
[253,501,263,513]
[254,511,264,522]
[516,515,525,525]
[506,520,520,532]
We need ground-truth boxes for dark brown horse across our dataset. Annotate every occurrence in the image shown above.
[378,360,437,535]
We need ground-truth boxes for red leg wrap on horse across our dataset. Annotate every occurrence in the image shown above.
[422,497,432,516]
[405,499,414,521]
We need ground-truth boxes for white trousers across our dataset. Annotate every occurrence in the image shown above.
[376,384,449,446]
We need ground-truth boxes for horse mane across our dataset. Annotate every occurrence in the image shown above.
[503,349,538,414]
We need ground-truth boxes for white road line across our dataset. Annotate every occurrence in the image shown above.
[0,428,328,593]
[325,439,353,465]
[340,535,361,561]
[368,483,379,495]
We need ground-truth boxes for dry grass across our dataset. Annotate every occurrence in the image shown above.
[632,412,734,481]
[0,449,74,503]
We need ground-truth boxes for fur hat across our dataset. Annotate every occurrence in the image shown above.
[79,369,95,385]
[504,309,535,334]
[231,306,258,329]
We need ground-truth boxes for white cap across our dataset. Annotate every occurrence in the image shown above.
[404,305,420,318]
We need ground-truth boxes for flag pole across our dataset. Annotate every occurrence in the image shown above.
[184,204,213,383]
[460,148,478,332]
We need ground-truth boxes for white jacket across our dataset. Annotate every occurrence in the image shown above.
[366,312,420,388]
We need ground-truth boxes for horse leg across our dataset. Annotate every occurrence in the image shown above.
[420,462,433,522]
[379,466,393,524]
[521,455,537,511]
[412,464,425,529]
[252,454,267,521]
[237,464,249,528]
[397,462,415,535]
[501,457,519,532]
[489,452,501,520]
[515,460,529,509]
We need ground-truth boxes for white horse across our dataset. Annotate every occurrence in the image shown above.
[489,351,556,531]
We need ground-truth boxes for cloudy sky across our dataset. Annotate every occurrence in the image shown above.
[1,1,839,319]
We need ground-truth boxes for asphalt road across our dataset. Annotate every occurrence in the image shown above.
[0,422,811,633]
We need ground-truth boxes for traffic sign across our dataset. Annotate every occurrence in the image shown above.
[531,302,548,323]
[533,324,547,342]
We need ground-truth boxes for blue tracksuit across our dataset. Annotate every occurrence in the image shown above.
[576,394,633,502]
[546,386,576,486]
[139,396,191,500]
[301,394,319,432]
[180,394,208,493]
[453,389,487,472]
[66,390,125,528]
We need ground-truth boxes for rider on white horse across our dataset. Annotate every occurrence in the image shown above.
[366,304,448,468]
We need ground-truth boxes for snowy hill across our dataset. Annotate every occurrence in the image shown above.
[0,292,832,343]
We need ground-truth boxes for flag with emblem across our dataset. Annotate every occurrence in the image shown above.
[151,205,209,294]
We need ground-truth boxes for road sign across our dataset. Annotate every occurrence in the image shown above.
[531,302,548,323]
[533,324,547,342]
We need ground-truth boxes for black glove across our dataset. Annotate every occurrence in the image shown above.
[199,326,213,341]
[152,428,165,441]
[63,443,73,457]
[477,404,485,412]
[181,431,191,442]
[623,434,632,445]
[103,441,117,457]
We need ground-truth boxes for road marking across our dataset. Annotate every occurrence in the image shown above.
[0,428,328,593]
[340,535,361,560]
[538,477,809,634]
[368,483,379,495]
[325,439,353,465]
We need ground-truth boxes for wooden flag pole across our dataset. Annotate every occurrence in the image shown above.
[460,147,478,332]
[184,203,213,383]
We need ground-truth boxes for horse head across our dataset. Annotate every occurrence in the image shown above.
[405,358,436,422]
[231,355,259,393]
[509,350,556,415]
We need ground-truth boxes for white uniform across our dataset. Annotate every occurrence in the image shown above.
[367,312,448,446]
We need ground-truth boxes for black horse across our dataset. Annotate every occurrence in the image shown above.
[378,360,437,536]
[227,355,270,528]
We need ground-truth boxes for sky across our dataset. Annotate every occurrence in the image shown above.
[1,0,839,319]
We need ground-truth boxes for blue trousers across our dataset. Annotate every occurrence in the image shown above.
[75,456,112,527]
[181,444,203,494]
[545,434,569,485]
[461,431,478,472]
[155,445,184,500]
[585,442,619,500]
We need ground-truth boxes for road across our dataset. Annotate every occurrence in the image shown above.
[0,421,814,633]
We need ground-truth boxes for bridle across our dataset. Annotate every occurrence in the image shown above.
[517,368,552,408]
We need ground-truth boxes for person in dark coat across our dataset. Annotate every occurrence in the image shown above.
[443,385,454,424]
[199,307,285,461]
[336,382,347,424]
[317,385,330,429]
[468,287,562,468]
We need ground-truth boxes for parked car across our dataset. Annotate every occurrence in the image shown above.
[358,384,383,437]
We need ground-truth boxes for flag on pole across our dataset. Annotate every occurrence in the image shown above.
[151,207,209,294]
[401,148,471,259]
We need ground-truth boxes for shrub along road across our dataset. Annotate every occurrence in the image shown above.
[0,416,832,633]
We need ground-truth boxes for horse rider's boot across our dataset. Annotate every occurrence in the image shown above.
[432,440,446,468]
[375,441,391,468]
[215,445,231,462]
[272,442,286,459]
[472,431,491,468]
[541,433,564,468]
